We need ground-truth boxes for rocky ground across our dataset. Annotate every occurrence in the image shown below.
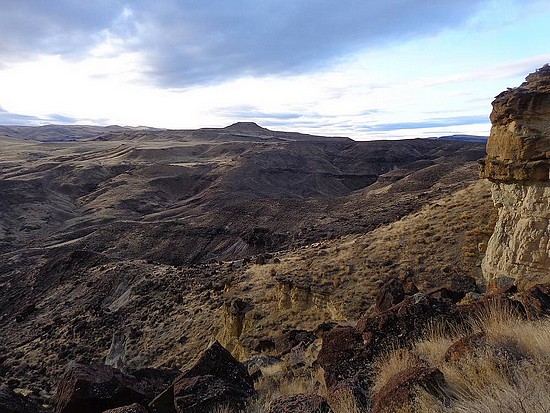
[0,121,506,412]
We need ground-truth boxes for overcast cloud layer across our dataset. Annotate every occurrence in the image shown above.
[1,0,549,139]
[1,1,490,86]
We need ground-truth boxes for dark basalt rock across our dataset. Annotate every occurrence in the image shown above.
[444,331,487,363]
[517,283,550,318]
[54,363,147,413]
[173,375,248,413]
[357,293,459,354]
[371,367,449,413]
[0,387,41,413]
[179,341,254,396]
[101,403,148,413]
[375,277,405,313]
[268,394,333,413]
[274,330,317,355]
[152,341,255,413]
[14,304,37,323]
[316,326,372,391]
[54,364,179,413]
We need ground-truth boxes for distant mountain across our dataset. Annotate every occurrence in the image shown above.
[435,134,488,143]
[0,124,162,142]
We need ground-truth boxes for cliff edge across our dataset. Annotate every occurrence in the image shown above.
[480,64,550,287]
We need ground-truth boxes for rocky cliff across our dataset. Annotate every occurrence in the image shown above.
[480,64,550,286]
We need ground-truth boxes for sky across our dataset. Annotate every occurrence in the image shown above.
[0,1,550,140]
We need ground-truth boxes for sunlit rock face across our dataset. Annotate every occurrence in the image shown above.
[480,65,550,287]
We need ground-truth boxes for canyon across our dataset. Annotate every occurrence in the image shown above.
[0,66,549,412]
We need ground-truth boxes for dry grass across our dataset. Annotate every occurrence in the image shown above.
[373,304,550,413]
[244,360,322,412]
[372,348,422,393]
[221,179,496,356]
[327,388,364,413]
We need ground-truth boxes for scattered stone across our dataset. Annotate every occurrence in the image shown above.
[403,281,419,296]
[357,294,459,354]
[445,275,479,301]
[243,355,281,373]
[269,394,333,413]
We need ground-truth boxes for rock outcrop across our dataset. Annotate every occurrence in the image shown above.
[54,364,180,413]
[480,64,550,286]
[54,363,148,413]
[150,340,255,413]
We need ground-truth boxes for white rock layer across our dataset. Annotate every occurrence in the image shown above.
[482,181,550,285]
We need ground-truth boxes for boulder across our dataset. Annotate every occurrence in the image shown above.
[180,341,254,393]
[54,363,178,413]
[317,326,372,391]
[313,321,338,339]
[374,277,405,313]
[516,283,550,318]
[274,330,317,355]
[445,275,479,301]
[371,367,448,413]
[101,404,148,413]
[268,394,333,413]
[148,386,175,413]
[357,294,460,355]
[173,375,249,413]
[130,368,181,403]
[54,363,147,413]
[0,387,40,413]
[164,341,255,413]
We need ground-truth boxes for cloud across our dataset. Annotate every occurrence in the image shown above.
[0,107,80,125]
[0,1,132,60]
[219,105,306,120]
[0,1,494,87]
[0,107,42,125]
[365,114,489,131]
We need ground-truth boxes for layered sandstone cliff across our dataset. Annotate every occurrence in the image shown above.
[480,65,550,286]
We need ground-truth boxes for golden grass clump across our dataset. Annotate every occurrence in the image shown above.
[327,388,364,413]
[372,304,550,413]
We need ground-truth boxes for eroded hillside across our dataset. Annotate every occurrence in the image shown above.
[0,123,495,408]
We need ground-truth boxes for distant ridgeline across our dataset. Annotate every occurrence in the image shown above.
[434,135,488,143]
